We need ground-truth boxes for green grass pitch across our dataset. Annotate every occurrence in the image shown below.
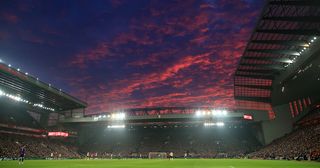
[0,159,319,168]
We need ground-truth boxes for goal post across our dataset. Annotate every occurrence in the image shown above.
[148,152,167,159]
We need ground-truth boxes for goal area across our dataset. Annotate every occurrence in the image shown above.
[148,152,167,159]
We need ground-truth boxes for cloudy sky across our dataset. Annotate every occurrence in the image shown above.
[0,0,264,114]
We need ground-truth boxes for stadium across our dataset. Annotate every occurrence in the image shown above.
[0,0,320,168]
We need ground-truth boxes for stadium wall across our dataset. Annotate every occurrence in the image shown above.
[260,104,293,144]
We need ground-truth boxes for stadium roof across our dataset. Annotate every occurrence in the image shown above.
[0,62,87,113]
[235,0,320,103]
[61,107,252,124]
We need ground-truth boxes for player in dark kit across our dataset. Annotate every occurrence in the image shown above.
[19,146,26,165]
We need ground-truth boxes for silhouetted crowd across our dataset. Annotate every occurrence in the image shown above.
[1,124,319,161]
[249,125,320,161]
[1,109,320,161]
[0,133,80,160]
[80,127,260,158]
[249,109,320,161]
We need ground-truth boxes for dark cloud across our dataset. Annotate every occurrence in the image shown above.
[1,11,19,24]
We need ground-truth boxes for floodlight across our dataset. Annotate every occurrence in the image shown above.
[216,122,225,127]
[0,89,54,111]
[111,113,126,120]
[204,122,214,126]
[212,109,227,117]
[107,125,125,129]
[203,122,224,127]
[286,60,293,64]
[195,110,202,117]
[222,110,227,115]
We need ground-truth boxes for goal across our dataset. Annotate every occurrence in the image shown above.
[148,152,167,159]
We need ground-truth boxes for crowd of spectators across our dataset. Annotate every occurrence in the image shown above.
[1,122,319,161]
[250,109,320,161]
[249,125,320,161]
[1,106,319,161]
[0,133,80,160]
[80,126,261,158]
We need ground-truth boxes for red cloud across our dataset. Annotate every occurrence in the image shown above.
[112,32,154,46]
[190,34,209,44]
[62,0,262,114]
[127,49,180,67]
[1,12,18,24]
[69,42,111,68]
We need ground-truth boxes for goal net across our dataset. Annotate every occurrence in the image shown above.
[148,152,167,159]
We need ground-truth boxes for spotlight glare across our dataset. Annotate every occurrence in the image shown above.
[204,122,225,127]
[111,112,126,120]
[0,89,55,111]
[107,125,125,129]
[216,122,225,127]
[212,109,228,117]
[222,110,227,115]
[195,110,202,117]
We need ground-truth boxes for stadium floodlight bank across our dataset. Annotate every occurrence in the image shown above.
[148,152,167,159]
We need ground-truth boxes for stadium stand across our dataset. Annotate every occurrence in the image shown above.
[0,133,80,159]
[0,61,86,160]
[250,108,320,161]
[79,126,261,159]
[0,104,81,160]
[250,125,320,161]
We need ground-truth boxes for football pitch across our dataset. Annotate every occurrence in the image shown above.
[0,159,319,168]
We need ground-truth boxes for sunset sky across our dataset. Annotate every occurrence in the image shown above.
[0,0,264,114]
